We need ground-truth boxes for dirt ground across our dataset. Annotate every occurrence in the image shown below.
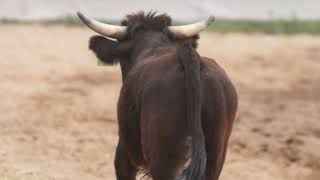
[0,24,319,180]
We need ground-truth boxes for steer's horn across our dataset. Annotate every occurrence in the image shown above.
[77,12,127,39]
[168,16,215,38]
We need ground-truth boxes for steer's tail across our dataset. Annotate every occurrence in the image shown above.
[178,43,206,180]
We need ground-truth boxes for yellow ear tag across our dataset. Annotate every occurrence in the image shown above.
[97,58,112,66]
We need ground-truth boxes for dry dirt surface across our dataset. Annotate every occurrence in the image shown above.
[0,24,319,180]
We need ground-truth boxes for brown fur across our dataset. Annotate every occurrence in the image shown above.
[87,11,238,180]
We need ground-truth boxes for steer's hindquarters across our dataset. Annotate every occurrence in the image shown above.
[139,58,191,180]
[138,46,205,180]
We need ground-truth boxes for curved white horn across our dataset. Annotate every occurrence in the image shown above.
[168,16,215,38]
[77,12,127,39]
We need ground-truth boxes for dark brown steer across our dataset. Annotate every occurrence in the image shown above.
[78,11,238,180]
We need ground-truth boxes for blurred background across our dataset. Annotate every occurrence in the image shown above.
[1,0,320,20]
[0,0,319,180]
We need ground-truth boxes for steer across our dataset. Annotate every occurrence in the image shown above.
[78,11,238,180]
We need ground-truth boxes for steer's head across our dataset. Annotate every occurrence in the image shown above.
[77,11,214,80]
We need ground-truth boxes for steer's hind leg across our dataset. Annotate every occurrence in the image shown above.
[202,93,237,180]
[114,140,137,180]
[203,119,232,180]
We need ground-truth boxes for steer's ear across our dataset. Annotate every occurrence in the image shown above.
[89,35,120,65]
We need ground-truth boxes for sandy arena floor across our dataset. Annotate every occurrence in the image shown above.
[0,25,319,180]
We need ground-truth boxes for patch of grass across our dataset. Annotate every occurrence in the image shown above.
[209,19,320,34]
[41,15,82,26]
[2,16,320,34]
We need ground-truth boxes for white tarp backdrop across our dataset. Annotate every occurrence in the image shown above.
[0,0,319,21]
